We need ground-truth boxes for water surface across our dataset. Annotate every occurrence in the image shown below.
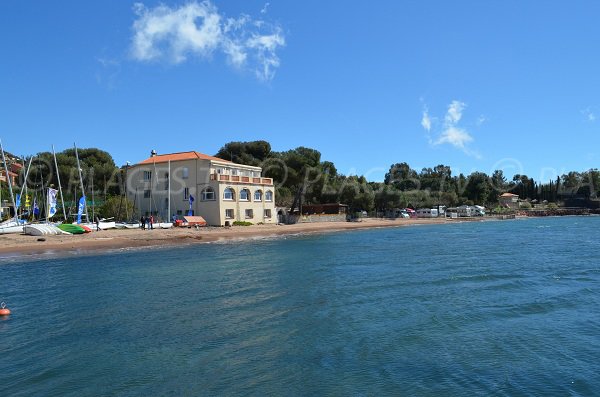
[1,217,599,395]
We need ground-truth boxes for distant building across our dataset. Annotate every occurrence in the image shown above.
[0,169,18,186]
[499,192,519,209]
[301,203,347,215]
[126,150,276,226]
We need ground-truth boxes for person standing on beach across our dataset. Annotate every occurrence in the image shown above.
[95,216,101,232]
[149,215,154,230]
[140,215,146,230]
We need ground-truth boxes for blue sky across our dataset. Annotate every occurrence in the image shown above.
[1,1,599,182]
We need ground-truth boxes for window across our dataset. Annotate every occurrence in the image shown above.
[164,172,169,190]
[216,167,223,174]
[225,209,234,219]
[245,209,253,219]
[201,187,215,201]
[184,187,189,200]
[143,171,152,181]
[265,190,273,202]
[253,171,260,178]
[164,198,169,210]
[232,169,239,176]
[264,209,272,218]
[223,187,235,201]
[144,190,151,198]
[240,189,250,201]
[254,190,262,201]
[182,167,189,179]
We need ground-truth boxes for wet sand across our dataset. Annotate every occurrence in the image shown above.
[0,218,460,260]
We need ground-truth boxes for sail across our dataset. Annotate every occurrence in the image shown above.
[77,196,86,224]
[47,188,58,218]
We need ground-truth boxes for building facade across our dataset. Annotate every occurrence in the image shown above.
[126,151,276,226]
[499,192,519,209]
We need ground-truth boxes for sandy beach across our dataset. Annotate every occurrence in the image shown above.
[0,218,459,260]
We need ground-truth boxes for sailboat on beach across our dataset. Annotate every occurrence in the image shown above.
[0,138,25,234]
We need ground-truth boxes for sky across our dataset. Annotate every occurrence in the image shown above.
[1,1,600,182]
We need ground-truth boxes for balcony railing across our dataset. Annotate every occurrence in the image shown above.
[209,173,272,185]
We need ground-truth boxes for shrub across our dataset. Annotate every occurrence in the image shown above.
[233,221,253,226]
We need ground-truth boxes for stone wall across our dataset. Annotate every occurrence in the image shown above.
[300,214,347,223]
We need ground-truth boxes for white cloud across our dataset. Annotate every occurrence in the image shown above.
[582,107,596,122]
[444,100,465,125]
[435,126,473,148]
[476,115,486,126]
[421,108,431,131]
[422,99,480,158]
[261,3,270,14]
[130,1,285,81]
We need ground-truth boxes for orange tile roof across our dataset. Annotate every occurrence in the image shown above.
[137,151,233,165]
[499,192,519,197]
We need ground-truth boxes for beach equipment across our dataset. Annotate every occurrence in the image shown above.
[0,302,11,316]
[0,220,24,234]
[57,224,86,234]
[24,224,69,236]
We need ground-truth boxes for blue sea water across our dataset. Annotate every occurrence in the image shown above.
[1,216,600,396]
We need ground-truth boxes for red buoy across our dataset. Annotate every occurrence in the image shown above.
[0,302,10,316]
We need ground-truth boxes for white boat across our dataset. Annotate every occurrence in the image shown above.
[24,224,69,236]
[0,224,24,234]
[98,221,116,230]
[157,222,173,229]
[0,220,25,234]
[116,222,141,229]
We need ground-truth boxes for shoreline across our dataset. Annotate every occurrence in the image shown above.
[0,218,469,261]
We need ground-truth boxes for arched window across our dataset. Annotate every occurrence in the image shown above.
[223,187,235,201]
[201,187,215,201]
[240,189,250,201]
[254,190,263,201]
[265,190,273,202]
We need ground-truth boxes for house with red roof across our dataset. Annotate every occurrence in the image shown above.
[499,192,520,209]
[126,150,276,226]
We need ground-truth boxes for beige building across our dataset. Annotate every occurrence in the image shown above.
[126,151,276,226]
[499,192,519,209]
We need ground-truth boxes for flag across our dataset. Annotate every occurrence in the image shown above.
[77,196,86,224]
[33,198,40,216]
[15,194,21,208]
[188,194,195,216]
[47,188,58,218]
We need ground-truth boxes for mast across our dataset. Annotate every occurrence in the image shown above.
[52,145,67,221]
[0,139,17,219]
[18,156,33,215]
[91,169,95,221]
[74,143,89,223]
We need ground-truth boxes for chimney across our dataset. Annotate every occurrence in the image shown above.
[150,150,157,157]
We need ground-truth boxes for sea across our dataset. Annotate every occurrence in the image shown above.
[1,216,599,396]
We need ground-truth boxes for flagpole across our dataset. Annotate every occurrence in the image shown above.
[52,145,67,222]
